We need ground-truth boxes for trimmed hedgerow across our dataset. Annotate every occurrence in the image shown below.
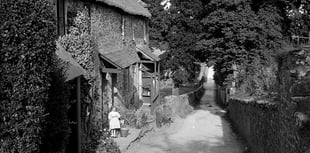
[40,64,71,153]
[0,0,70,153]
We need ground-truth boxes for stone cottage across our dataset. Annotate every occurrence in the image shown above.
[54,0,159,132]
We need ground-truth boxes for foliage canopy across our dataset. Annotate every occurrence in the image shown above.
[144,0,206,85]
[146,0,310,93]
[198,0,283,88]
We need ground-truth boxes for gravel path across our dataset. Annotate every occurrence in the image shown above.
[121,80,246,153]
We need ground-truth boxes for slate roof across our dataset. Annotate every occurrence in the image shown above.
[136,44,159,61]
[96,0,151,18]
[56,44,86,81]
[99,44,140,68]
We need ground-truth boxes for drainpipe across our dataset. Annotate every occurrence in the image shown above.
[77,76,81,153]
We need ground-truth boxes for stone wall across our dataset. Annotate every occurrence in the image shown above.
[115,65,141,110]
[90,3,123,130]
[154,83,204,127]
[228,48,310,153]
[91,3,123,49]
[132,16,145,45]
[228,98,303,153]
[215,85,229,108]
[90,3,145,112]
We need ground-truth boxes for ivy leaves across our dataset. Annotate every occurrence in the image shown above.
[57,4,95,81]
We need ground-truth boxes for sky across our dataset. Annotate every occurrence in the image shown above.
[160,0,171,10]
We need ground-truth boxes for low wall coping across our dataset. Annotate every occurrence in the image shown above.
[230,96,255,103]
[292,96,310,101]
[230,97,279,110]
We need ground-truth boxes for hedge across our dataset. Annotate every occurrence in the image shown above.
[0,0,70,153]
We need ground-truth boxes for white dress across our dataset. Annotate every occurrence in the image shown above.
[108,111,121,130]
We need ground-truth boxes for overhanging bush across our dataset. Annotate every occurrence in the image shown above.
[199,1,283,96]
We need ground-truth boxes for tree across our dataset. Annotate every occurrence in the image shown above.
[145,0,310,90]
[197,0,284,95]
[144,0,206,84]
[283,0,310,37]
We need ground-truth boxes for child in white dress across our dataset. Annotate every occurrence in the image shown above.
[108,107,121,137]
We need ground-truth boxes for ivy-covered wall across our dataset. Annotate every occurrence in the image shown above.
[228,48,310,153]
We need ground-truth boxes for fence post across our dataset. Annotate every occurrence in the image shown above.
[308,31,310,44]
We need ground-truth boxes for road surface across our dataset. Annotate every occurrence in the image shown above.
[121,80,246,153]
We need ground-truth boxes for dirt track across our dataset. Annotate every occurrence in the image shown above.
[123,80,246,153]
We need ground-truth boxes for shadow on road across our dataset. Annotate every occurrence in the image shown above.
[192,80,225,115]
[123,79,245,153]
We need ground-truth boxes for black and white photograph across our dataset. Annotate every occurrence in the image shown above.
[1,0,310,153]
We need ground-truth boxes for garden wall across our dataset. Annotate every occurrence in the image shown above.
[154,82,204,127]
[215,84,229,108]
[228,98,303,153]
[228,48,310,153]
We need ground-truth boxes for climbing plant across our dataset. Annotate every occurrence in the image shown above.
[57,5,95,80]
[56,2,107,153]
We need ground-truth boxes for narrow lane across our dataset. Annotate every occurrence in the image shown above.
[123,79,245,153]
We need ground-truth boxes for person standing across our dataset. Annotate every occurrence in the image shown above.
[108,107,121,138]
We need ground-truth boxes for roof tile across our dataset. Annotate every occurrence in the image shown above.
[99,45,139,68]
[136,44,159,61]
[56,44,86,81]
